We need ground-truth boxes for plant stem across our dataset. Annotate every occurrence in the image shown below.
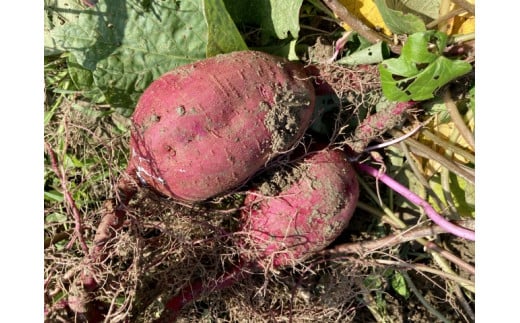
[401,271,452,323]
[321,0,401,54]
[322,220,474,260]
[438,0,452,33]
[428,241,475,295]
[390,130,474,184]
[45,142,89,254]
[443,88,475,150]
[450,0,475,15]
[426,7,466,29]
[425,242,474,275]
[420,129,475,164]
[375,259,474,292]
[355,163,475,241]
[450,32,475,44]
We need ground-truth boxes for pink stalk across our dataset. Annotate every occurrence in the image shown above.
[156,263,247,322]
[355,163,475,241]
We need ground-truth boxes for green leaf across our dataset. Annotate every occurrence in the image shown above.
[204,0,248,57]
[223,0,303,40]
[429,173,475,218]
[391,271,410,299]
[51,0,208,112]
[401,31,448,64]
[44,0,85,56]
[269,0,304,39]
[374,0,427,34]
[380,56,472,101]
[44,191,64,203]
[337,41,390,66]
[379,31,472,101]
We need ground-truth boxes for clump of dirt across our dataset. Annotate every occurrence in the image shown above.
[254,162,307,196]
[264,84,312,153]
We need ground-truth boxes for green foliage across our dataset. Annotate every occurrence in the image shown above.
[337,39,391,65]
[44,0,84,56]
[374,0,426,34]
[223,0,304,42]
[374,0,441,35]
[47,0,249,115]
[379,31,472,101]
[390,271,410,299]
[204,0,248,57]
[429,172,475,218]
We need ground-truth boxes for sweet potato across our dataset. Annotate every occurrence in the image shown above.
[127,50,316,202]
[239,148,359,268]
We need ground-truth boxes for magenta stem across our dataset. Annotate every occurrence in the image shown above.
[355,163,475,241]
[157,263,246,322]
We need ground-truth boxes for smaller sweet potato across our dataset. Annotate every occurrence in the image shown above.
[239,148,359,268]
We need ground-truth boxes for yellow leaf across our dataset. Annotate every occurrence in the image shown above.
[338,0,474,36]
[418,115,474,178]
[339,0,392,35]
[446,0,475,35]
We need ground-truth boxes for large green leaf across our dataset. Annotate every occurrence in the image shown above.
[379,31,472,101]
[224,0,303,40]
[270,0,304,39]
[204,0,248,57]
[374,0,430,35]
[44,0,85,56]
[51,0,209,113]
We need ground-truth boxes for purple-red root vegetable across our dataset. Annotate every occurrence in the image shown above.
[239,148,360,268]
[129,50,316,202]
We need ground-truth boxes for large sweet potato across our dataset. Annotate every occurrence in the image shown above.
[127,50,316,202]
[239,148,359,268]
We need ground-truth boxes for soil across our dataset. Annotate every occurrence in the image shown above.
[264,83,313,154]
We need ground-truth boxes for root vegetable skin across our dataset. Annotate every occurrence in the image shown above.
[128,50,316,202]
[240,148,359,268]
